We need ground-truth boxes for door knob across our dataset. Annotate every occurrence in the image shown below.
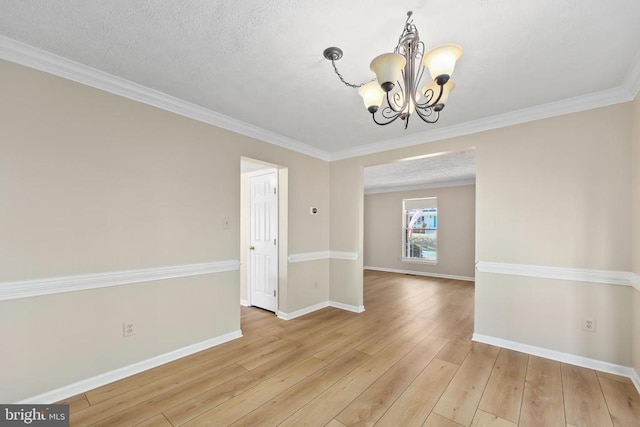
[249,246,255,250]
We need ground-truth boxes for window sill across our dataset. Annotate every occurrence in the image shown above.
[401,257,438,266]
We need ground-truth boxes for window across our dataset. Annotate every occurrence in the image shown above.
[402,197,437,263]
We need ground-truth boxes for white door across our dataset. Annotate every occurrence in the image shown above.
[248,170,278,312]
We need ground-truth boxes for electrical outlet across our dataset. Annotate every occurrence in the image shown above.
[123,322,135,337]
[582,318,596,332]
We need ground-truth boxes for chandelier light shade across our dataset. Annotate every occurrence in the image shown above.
[358,81,385,113]
[422,79,456,110]
[323,11,463,129]
[422,44,463,84]
[370,53,406,92]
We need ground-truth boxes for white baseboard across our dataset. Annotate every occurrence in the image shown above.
[17,330,243,404]
[329,301,365,313]
[240,299,249,307]
[364,266,475,282]
[276,300,365,320]
[277,302,330,320]
[473,333,640,394]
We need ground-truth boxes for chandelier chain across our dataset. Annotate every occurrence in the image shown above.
[330,58,373,89]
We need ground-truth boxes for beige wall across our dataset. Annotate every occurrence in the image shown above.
[329,159,365,308]
[364,185,476,278]
[632,94,640,374]
[330,102,634,366]
[0,59,330,402]
[475,103,632,365]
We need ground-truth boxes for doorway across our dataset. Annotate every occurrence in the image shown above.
[240,158,286,315]
[247,169,278,312]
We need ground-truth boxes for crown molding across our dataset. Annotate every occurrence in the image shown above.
[365,178,475,194]
[330,86,632,161]
[623,49,640,99]
[0,260,240,301]
[0,36,331,162]
[2,35,638,164]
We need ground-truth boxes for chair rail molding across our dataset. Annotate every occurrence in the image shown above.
[0,260,241,301]
[288,251,359,263]
[476,261,637,288]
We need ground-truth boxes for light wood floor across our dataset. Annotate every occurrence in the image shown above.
[60,270,640,426]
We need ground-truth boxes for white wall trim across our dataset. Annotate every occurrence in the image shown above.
[277,301,330,320]
[240,299,249,307]
[329,301,365,313]
[628,272,640,291]
[473,333,640,394]
[276,300,364,320]
[287,251,330,263]
[623,49,640,99]
[0,36,331,162]
[365,266,474,282]
[330,251,359,261]
[288,251,359,263]
[17,330,242,404]
[476,261,635,288]
[0,260,241,302]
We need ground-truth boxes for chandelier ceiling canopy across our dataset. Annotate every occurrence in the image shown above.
[324,11,463,129]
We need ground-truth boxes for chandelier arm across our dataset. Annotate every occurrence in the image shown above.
[329,58,372,89]
[371,111,403,126]
[417,83,444,109]
[385,86,407,113]
[414,107,440,124]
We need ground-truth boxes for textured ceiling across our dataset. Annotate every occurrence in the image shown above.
[364,150,476,193]
[1,1,639,163]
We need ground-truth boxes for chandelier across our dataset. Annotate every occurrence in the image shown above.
[323,11,462,129]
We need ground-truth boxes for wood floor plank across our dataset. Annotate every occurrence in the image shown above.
[162,332,347,426]
[433,342,500,426]
[230,350,370,427]
[235,338,299,370]
[182,357,327,426]
[56,393,90,414]
[376,358,458,427]
[84,334,277,404]
[519,356,565,427]
[561,363,613,427]
[598,375,640,426]
[435,338,473,366]
[335,334,449,426]
[325,419,347,427]
[470,409,517,426]
[132,413,174,426]
[278,335,423,427]
[478,349,528,423]
[596,371,634,385]
[423,412,465,426]
[71,360,248,425]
